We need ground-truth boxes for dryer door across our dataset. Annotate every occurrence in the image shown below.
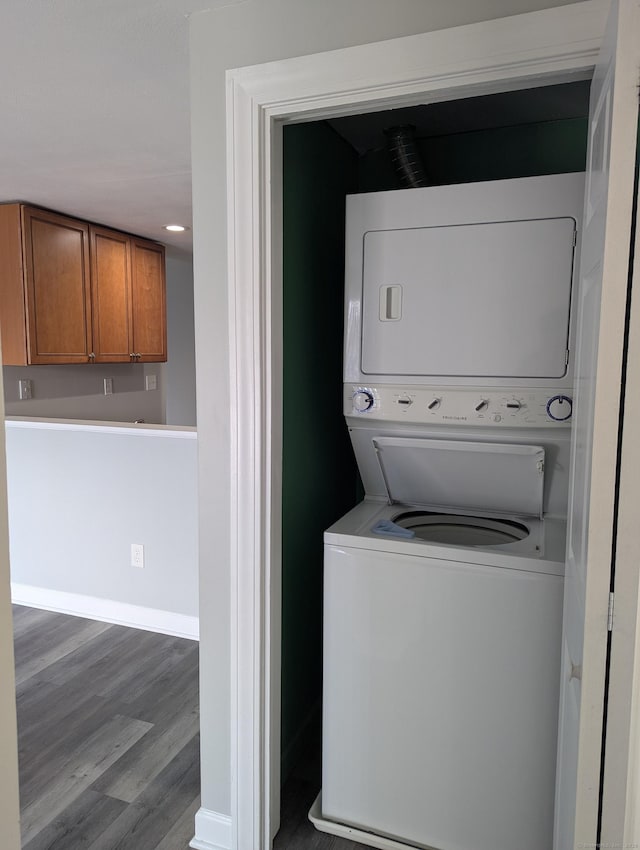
[361,217,576,379]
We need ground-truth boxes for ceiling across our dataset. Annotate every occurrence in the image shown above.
[0,0,212,253]
[1,4,591,258]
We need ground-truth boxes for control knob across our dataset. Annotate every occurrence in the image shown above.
[475,399,489,412]
[352,390,374,413]
[547,394,573,422]
[428,398,441,411]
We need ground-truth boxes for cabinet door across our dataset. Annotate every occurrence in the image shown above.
[130,238,166,362]
[90,227,133,362]
[0,204,28,365]
[21,207,92,364]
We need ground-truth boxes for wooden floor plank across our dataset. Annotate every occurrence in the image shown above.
[13,606,107,659]
[120,645,199,725]
[92,694,199,803]
[22,788,127,850]
[20,714,153,845]
[13,608,76,656]
[153,794,201,850]
[85,734,201,850]
[16,608,202,849]
[12,605,65,640]
[15,618,113,686]
[36,624,142,689]
[96,635,196,704]
[18,684,128,801]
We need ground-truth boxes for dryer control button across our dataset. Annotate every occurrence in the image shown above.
[353,390,374,413]
[547,395,573,421]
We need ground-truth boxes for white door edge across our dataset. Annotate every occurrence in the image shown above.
[225,3,608,848]
[600,119,640,843]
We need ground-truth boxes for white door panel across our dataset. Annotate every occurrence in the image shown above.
[555,1,640,847]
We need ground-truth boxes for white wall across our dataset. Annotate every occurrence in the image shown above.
[5,421,198,631]
[165,251,197,427]
[3,363,165,423]
[189,0,580,821]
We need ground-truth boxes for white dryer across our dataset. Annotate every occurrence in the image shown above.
[311,173,584,850]
[343,172,584,390]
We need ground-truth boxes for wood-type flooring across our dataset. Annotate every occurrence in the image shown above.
[14,605,360,850]
[13,605,200,850]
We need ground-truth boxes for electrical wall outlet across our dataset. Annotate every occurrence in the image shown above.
[104,377,114,396]
[18,379,32,400]
[145,374,157,391]
[131,543,144,569]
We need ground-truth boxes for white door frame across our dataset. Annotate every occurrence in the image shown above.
[226,4,608,848]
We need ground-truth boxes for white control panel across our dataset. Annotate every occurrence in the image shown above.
[344,384,573,427]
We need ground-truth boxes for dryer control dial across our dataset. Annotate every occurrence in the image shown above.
[397,395,413,408]
[547,395,573,422]
[352,390,374,413]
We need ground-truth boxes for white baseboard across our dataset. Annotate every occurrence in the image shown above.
[190,808,232,850]
[11,583,199,640]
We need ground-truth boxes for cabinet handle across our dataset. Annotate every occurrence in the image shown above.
[136,353,142,360]
[89,352,96,361]
[130,353,135,360]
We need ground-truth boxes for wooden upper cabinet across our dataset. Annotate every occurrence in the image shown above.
[131,238,166,362]
[90,227,132,363]
[22,207,92,364]
[0,203,167,365]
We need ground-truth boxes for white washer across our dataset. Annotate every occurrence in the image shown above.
[318,502,563,850]
[315,419,566,850]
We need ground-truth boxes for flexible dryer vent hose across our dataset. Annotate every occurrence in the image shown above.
[384,125,427,189]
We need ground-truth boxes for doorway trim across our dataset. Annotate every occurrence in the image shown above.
[226,4,606,848]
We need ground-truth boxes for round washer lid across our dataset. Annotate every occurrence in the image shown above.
[372,437,545,518]
[392,510,530,547]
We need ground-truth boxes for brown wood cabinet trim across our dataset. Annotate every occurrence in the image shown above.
[130,238,167,362]
[0,204,28,365]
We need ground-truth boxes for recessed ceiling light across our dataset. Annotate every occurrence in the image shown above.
[164,224,190,232]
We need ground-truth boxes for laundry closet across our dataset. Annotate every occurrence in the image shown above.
[280,80,590,850]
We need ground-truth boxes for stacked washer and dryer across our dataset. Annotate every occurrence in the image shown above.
[309,172,584,850]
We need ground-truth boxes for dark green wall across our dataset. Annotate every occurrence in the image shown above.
[281,122,359,781]
[280,112,588,784]
[359,117,587,191]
